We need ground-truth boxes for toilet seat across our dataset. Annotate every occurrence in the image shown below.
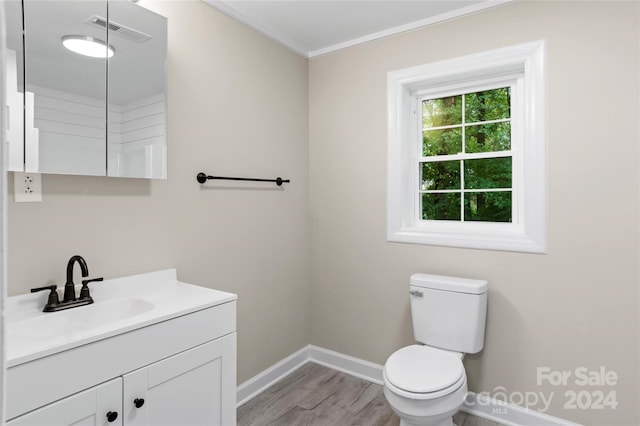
[383,345,465,400]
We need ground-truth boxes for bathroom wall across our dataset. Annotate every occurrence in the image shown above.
[308,1,639,425]
[7,0,310,384]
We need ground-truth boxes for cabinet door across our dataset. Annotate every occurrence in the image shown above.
[123,334,236,426]
[7,378,122,426]
[106,0,167,179]
[23,0,108,176]
[5,0,25,171]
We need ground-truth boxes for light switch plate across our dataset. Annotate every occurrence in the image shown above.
[14,172,42,202]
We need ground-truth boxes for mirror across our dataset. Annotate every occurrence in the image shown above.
[107,0,167,178]
[6,0,167,179]
[25,0,108,176]
[5,0,26,171]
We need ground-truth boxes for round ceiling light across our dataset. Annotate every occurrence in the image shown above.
[62,35,115,58]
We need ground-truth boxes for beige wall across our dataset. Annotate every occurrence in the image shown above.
[308,1,639,425]
[7,0,310,384]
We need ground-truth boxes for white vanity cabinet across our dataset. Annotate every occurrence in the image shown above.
[6,270,237,426]
[8,334,235,426]
[122,336,233,426]
[7,378,122,426]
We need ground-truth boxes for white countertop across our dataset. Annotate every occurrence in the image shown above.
[5,269,237,367]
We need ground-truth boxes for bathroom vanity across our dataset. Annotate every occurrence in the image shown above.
[5,270,237,425]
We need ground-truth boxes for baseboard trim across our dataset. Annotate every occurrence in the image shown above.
[237,345,580,426]
[236,345,309,407]
[462,392,582,426]
[308,345,384,385]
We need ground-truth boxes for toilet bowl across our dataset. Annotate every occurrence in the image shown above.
[383,345,468,426]
[383,274,488,426]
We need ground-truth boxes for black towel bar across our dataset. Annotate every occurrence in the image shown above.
[196,172,290,186]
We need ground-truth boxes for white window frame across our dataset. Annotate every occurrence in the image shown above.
[387,40,546,253]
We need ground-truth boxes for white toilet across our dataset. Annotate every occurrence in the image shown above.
[383,273,488,426]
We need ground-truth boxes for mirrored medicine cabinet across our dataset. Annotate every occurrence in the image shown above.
[5,0,167,179]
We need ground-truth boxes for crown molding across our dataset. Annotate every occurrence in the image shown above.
[203,0,515,59]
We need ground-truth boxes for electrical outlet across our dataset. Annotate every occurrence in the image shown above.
[14,172,42,203]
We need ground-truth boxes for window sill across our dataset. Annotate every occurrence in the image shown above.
[387,222,546,253]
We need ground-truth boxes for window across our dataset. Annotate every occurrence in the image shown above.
[387,41,546,253]
[420,86,513,222]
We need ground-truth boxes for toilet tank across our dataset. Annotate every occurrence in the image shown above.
[410,273,488,354]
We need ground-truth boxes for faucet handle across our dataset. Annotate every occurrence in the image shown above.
[79,277,103,300]
[31,285,60,308]
[81,277,103,286]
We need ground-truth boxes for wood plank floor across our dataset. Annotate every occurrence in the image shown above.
[237,362,503,426]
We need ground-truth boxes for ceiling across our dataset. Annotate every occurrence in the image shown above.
[204,0,513,58]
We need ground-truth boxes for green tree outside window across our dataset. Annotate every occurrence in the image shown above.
[421,87,512,222]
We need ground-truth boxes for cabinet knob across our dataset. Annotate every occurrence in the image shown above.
[134,398,145,408]
[106,411,118,422]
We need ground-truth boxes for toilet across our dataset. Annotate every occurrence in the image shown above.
[383,273,488,426]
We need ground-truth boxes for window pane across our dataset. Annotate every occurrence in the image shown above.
[423,128,462,156]
[421,161,460,190]
[464,157,511,189]
[465,87,510,123]
[423,96,462,128]
[465,122,511,153]
[422,193,461,221]
[464,192,512,222]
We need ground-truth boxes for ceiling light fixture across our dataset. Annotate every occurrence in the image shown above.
[62,35,115,58]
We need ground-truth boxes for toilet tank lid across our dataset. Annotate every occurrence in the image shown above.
[410,273,487,294]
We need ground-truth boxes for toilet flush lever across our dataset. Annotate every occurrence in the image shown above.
[409,290,423,297]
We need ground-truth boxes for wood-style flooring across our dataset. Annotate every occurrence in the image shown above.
[237,362,503,426]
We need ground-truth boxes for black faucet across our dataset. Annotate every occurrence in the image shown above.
[31,255,103,312]
[64,255,89,302]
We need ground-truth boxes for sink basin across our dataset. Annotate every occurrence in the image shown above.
[8,298,155,344]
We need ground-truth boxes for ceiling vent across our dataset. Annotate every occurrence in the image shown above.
[88,15,151,42]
